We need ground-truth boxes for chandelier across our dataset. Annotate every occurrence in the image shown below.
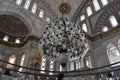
[40,18,89,63]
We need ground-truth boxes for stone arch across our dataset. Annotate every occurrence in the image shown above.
[107,43,120,66]
[94,0,120,34]
[0,1,39,37]
[72,0,89,22]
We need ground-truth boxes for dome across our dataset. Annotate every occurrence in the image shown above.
[0,0,120,80]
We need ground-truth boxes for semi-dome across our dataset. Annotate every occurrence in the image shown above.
[0,15,30,37]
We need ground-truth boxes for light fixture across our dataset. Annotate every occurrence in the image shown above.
[40,17,89,61]
[40,0,89,68]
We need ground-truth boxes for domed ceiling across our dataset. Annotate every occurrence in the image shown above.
[0,15,30,37]
[45,0,83,19]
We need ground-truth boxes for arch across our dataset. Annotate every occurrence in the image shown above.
[70,61,75,71]
[16,0,58,19]
[72,0,89,21]
[85,56,92,68]
[6,54,16,69]
[49,60,54,75]
[0,1,39,36]
[107,43,120,66]
[94,1,120,34]
[19,54,25,72]
[40,56,46,73]
[37,0,58,19]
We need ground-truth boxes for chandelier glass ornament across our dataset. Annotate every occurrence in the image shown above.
[40,18,89,62]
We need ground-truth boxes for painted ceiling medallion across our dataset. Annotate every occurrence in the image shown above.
[59,3,71,14]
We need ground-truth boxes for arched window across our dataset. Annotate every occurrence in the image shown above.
[109,16,118,27]
[49,60,54,75]
[93,0,100,11]
[82,23,88,32]
[100,0,108,6]
[31,2,38,14]
[85,56,92,68]
[102,26,108,32]
[107,43,120,66]
[75,60,79,69]
[40,56,46,73]
[70,61,75,71]
[39,9,44,18]
[16,0,23,5]
[86,6,93,16]
[46,17,50,23]
[24,0,31,9]
[19,54,25,72]
[7,54,16,69]
[80,14,85,21]
[76,59,84,69]
[59,65,62,71]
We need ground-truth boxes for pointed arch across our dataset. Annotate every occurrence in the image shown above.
[19,54,25,72]
[94,1,120,34]
[49,60,54,75]
[6,54,16,69]
[107,43,120,66]
[40,56,46,73]
[70,61,75,71]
